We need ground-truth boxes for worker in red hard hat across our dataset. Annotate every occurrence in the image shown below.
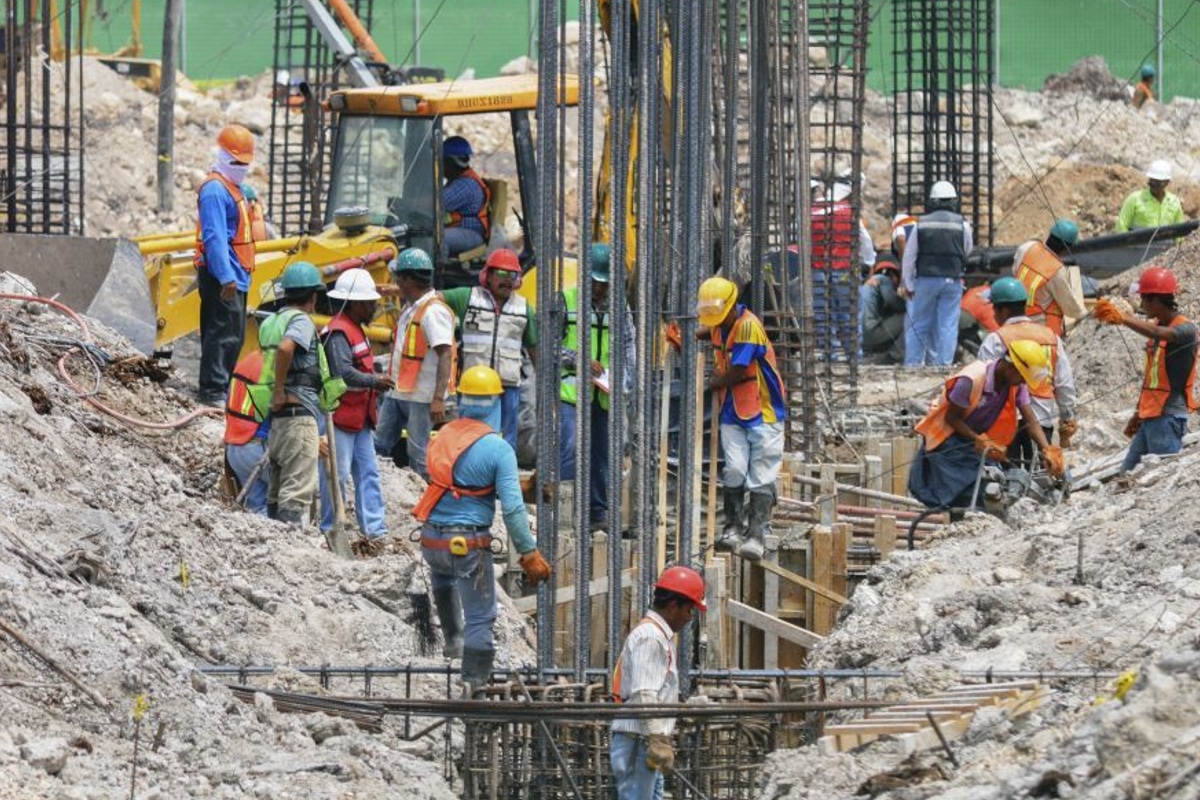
[610,564,706,800]
[442,248,537,449]
[1094,266,1198,473]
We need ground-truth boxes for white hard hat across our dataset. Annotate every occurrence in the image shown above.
[1146,160,1172,181]
[929,181,957,200]
[829,181,853,202]
[327,268,381,301]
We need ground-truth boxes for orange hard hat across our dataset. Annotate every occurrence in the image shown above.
[654,565,707,611]
[217,124,255,163]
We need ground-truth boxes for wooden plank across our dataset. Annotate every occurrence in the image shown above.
[819,465,837,526]
[943,681,1039,693]
[825,722,926,734]
[513,568,637,614]
[874,515,897,560]
[880,440,894,502]
[891,436,918,498]
[756,555,848,604]
[704,556,727,668]
[726,599,825,648]
[763,535,780,669]
[590,533,609,669]
[811,527,834,636]
[831,523,849,605]
[864,455,884,510]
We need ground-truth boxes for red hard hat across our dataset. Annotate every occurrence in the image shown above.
[654,565,707,611]
[1138,265,1178,295]
[485,248,521,272]
[217,124,255,163]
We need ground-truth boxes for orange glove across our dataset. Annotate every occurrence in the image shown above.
[1124,415,1142,439]
[1058,419,1078,447]
[1094,297,1125,325]
[664,321,683,351]
[973,435,1008,463]
[1042,444,1066,478]
[519,550,552,586]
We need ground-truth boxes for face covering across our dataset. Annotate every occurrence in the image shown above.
[458,395,502,431]
[212,148,250,186]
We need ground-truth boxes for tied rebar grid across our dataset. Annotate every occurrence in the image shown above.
[267,0,375,234]
[890,0,995,245]
[2,0,84,234]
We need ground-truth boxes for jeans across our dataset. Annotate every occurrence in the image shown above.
[421,528,497,651]
[375,396,407,458]
[320,425,388,537]
[399,400,434,481]
[905,276,963,367]
[610,732,664,800]
[559,398,610,523]
[444,227,485,258]
[720,421,784,492]
[500,386,521,450]
[812,269,854,357]
[197,266,247,401]
[1122,415,1187,473]
[226,439,269,515]
[268,415,320,523]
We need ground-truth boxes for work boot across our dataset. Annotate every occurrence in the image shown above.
[461,647,494,698]
[432,588,464,659]
[715,487,745,553]
[275,506,306,527]
[739,490,774,562]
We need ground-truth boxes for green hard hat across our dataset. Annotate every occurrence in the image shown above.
[280,261,325,292]
[390,247,433,274]
[1140,63,1156,79]
[589,243,612,282]
[989,276,1029,305]
[1049,218,1079,246]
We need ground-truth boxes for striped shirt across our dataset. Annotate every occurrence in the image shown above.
[611,610,678,737]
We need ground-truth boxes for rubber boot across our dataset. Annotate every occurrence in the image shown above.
[432,588,464,659]
[461,647,494,698]
[715,487,745,553]
[276,506,306,527]
[739,490,774,562]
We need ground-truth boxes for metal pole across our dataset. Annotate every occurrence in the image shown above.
[156,0,183,213]
[180,0,187,76]
[993,0,1000,86]
[413,0,421,66]
[1157,0,1164,98]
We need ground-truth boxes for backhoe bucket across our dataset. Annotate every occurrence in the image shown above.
[0,234,156,353]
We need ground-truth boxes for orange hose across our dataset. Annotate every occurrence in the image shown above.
[327,0,388,63]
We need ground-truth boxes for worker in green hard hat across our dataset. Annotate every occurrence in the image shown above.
[1011,218,1085,338]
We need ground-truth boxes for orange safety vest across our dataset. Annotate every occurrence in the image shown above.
[1134,80,1155,106]
[396,296,458,394]
[914,360,1019,451]
[1137,315,1199,419]
[322,313,378,433]
[711,308,783,422]
[611,615,673,703]
[194,172,257,273]
[1015,242,1066,337]
[411,418,497,521]
[961,285,999,333]
[223,351,265,445]
[996,321,1059,400]
[446,168,491,240]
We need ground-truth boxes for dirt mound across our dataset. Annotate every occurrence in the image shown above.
[1042,56,1130,102]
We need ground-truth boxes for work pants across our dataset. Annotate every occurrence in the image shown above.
[905,276,962,367]
[374,396,407,459]
[226,439,269,516]
[720,421,784,492]
[267,416,320,524]
[421,527,497,652]
[197,266,247,402]
[499,385,521,450]
[320,425,388,537]
[1122,415,1187,473]
[559,397,610,525]
[610,732,665,800]
[444,227,485,258]
[398,400,435,481]
[1007,425,1053,472]
[862,312,906,363]
[812,268,854,359]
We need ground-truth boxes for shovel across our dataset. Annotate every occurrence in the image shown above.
[323,415,355,559]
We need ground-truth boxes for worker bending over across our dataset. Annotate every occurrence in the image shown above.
[1012,219,1086,338]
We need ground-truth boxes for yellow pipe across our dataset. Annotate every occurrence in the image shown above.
[138,234,306,256]
[310,314,393,345]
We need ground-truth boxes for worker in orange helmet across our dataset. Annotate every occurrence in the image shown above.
[194,123,258,405]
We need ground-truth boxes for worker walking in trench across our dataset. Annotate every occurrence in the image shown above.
[1094,266,1198,473]
[1012,219,1086,338]
[610,565,707,800]
[411,366,551,690]
[698,276,787,562]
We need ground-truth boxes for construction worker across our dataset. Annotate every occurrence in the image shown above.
[890,212,917,260]
[411,365,551,689]
[859,262,906,364]
[958,284,1000,358]
[977,277,1078,468]
[223,351,269,515]
[195,124,257,405]
[1094,266,1198,473]
[442,135,491,258]
[442,248,537,450]
[699,276,786,562]
[1115,160,1186,233]
[559,243,636,530]
[1013,219,1087,338]
[610,564,707,800]
[902,181,974,367]
[321,268,393,538]
[811,176,875,359]
[908,340,1065,511]
[1132,64,1156,110]
[385,248,457,480]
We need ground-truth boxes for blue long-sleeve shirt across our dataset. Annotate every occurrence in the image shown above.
[198,180,252,291]
[443,172,487,238]
[426,433,535,554]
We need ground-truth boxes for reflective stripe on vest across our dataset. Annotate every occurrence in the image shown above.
[915,210,966,278]
[560,287,612,410]
[461,286,527,386]
[711,308,783,422]
[996,321,1059,400]
[811,200,855,270]
[322,312,377,433]
[1015,242,1066,337]
[611,615,673,703]
[914,360,1019,451]
[249,307,344,415]
[194,173,256,273]
[224,351,265,445]
[1138,315,1199,419]
[411,418,497,521]
[396,295,457,394]
[446,168,491,240]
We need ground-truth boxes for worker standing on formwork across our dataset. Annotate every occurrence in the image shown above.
[1012,219,1086,338]
[610,565,707,800]
[411,366,551,692]
[977,277,1078,469]
[902,181,973,367]
[1094,266,1198,474]
[698,277,787,562]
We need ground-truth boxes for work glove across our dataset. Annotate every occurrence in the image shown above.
[645,733,675,773]
[973,435,1008,463]
[1094,297,1125,325]
[1042,444,1066,478]
[519,550,552,586]
[664,321,683,352]
[1058,419,1078,447]
[1124,415,1143,439]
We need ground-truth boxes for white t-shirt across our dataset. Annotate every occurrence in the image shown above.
[389,290,457,404]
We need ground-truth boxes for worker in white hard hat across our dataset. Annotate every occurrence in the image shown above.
[901,181,974,367]
[1115,160,1186,233]
[320,268,394,538]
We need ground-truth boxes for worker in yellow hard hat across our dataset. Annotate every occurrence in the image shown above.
[697,276,786,562]
[910,339,1066,512]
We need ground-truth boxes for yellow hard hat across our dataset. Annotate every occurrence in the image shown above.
[1006,340,1051,390]
[697,277,739,327]
[459,365,503,396]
